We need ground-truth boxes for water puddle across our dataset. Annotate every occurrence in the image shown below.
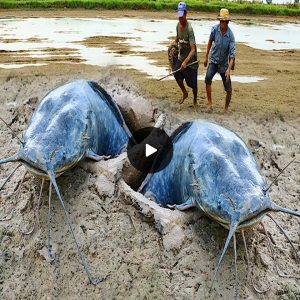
[0,17,299,81]
[0,63,47,69]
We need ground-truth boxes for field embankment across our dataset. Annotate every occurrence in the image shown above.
[0,0,299,16]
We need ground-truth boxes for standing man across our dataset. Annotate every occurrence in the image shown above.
[173,2,199,109]
[204,8,235,113]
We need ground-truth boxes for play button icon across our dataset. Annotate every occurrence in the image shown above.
[127,127,173,174]
[145,144,157,157]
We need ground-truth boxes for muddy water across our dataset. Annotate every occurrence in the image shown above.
[1,17,299,81]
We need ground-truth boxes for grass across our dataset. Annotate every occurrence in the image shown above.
[0,0,299,16]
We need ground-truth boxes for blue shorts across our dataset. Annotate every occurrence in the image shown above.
[173,59,198,91]
[205,63,232,92]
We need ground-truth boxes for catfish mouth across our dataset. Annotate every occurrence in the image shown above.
[19,148,84,178]
[19,158,65,178]
[19,158,48,177]
[237,208,271,230]
[205,207,271,231]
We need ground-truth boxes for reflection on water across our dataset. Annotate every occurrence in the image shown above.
[0,17,299,81]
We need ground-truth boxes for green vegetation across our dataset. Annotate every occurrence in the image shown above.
[0,0,299,16]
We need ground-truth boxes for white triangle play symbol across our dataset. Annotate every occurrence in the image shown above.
[145,144,157,157]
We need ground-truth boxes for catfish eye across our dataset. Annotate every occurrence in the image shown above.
[217,198,222,210]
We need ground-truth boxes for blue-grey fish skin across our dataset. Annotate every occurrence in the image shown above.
[18,80,129,175]
[142,120,272,227]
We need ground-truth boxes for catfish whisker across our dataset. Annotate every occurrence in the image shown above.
[20,178,45,236]
[210,221,238,292]
[267,213,299,260]
[0,170,27,221]
[47,182,54,262]
[241,230,269,294]
[15,171,27,204]
[36,178,45,228]
[48,170,102,285]
[233,233,238,300]
[0,163,22,191]
[261,222,300,279]
[265,158,296,192]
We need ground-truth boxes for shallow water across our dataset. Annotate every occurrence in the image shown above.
[0,17,299,81]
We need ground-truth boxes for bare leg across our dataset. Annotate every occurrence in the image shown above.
[192,88,198,110]
[241,230,269,294]
[175,79,188,104]
[224,91,232,112]
[205,84,212,113]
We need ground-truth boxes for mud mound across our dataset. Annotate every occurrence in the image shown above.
[0,69,299,300]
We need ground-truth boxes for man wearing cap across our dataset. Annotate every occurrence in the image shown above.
[204,8,235,113]
[172,2,199,109]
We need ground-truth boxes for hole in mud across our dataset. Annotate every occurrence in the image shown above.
[118,112,151,191]
[113,89,162,191]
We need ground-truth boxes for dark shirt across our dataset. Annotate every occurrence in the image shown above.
[176,21,198,69]
[209,24,235,73]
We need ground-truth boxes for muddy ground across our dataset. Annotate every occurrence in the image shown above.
[0,9,299,300]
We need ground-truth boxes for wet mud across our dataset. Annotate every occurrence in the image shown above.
[0,9,299,300]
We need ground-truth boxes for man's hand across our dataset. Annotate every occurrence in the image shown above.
[204,58,208,68]
[225,68,231,81]
[181,61,187,69]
